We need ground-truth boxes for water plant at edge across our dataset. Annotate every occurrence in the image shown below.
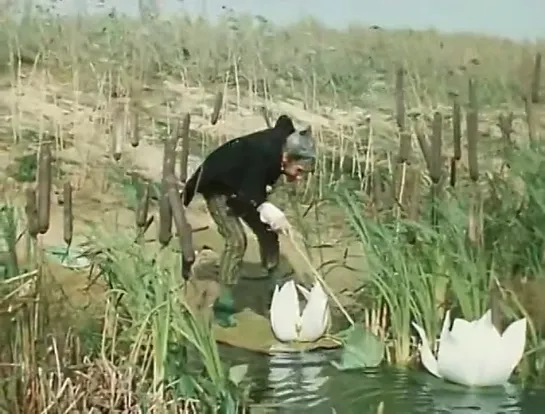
[83,227,248,411]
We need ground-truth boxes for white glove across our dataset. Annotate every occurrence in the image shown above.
[257,202,291,233]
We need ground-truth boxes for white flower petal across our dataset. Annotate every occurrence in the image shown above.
[412,321,441,378]
[299,282,329,342]
[466,310,505,386]
[439,312,482,385]
[420,309,528,387]
[497,318,527,381]
[270,281,300,342]
[460,310,517,387]
[477,309,493,325]
[437,311,472,384]
[476,310,502,342]
[450,318,473,340]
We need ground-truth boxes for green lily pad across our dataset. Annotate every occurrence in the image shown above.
[228,364,248,386]
[331,325,385,371]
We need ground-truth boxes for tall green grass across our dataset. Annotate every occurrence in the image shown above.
[84,227,247,410]
[337,142,545,382]
[0,199,247,412]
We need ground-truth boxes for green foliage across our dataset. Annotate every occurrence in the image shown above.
[0,193,247,410]
[332,325,385,370]
[83,228,246,410]
[482,146,545,278]
[337,142,545,380]
[6,152,67,184]
[338,189,441,363]
[8,154,38,182]
[107,166,161,211]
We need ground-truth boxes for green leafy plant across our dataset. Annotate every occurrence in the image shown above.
[83,227,247,410]
[332,325,385,370]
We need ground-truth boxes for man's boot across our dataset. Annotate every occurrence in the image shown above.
[213,285,238,328]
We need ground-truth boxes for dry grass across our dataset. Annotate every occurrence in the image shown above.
[0,279,201,413]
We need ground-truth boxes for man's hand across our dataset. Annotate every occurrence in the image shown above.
[257,202,291,234]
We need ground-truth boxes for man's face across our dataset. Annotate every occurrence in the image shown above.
[281,153,313,182]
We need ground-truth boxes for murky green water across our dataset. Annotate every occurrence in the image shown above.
[222,347,545,413]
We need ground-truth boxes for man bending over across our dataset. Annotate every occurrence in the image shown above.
[182,115,316,327]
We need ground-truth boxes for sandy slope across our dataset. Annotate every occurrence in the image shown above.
[0,72,366,316]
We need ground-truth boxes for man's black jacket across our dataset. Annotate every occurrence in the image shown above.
[182,115,295,209]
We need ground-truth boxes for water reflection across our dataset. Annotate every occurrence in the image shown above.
[423,380,522,413]
[267,351,329,409]
[221,346,545,413]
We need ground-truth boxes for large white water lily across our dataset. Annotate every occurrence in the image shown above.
[270,280,330,342]
[412,309,527,387]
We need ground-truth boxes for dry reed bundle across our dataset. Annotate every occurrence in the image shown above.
[167,182,195,280]
[450,92,462,187]
[136,182,151,229]
[37,142,52,235]
[130,108,140,147]
[414,117,432,173]
[169,114,195,278]
[210,91,223,125]
[111,105,127,161]
[466,78,479,183]
[158,121,179,246]
[179,113,191,183]
[392,66,413,220]
[465,78,482,245]
[63,181,73,247]
[3,333,201,413]
[25,188,39,239]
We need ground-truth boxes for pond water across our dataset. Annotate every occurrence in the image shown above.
[222,347,545,413]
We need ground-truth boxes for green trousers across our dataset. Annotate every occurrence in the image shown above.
[205,194,280,286]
